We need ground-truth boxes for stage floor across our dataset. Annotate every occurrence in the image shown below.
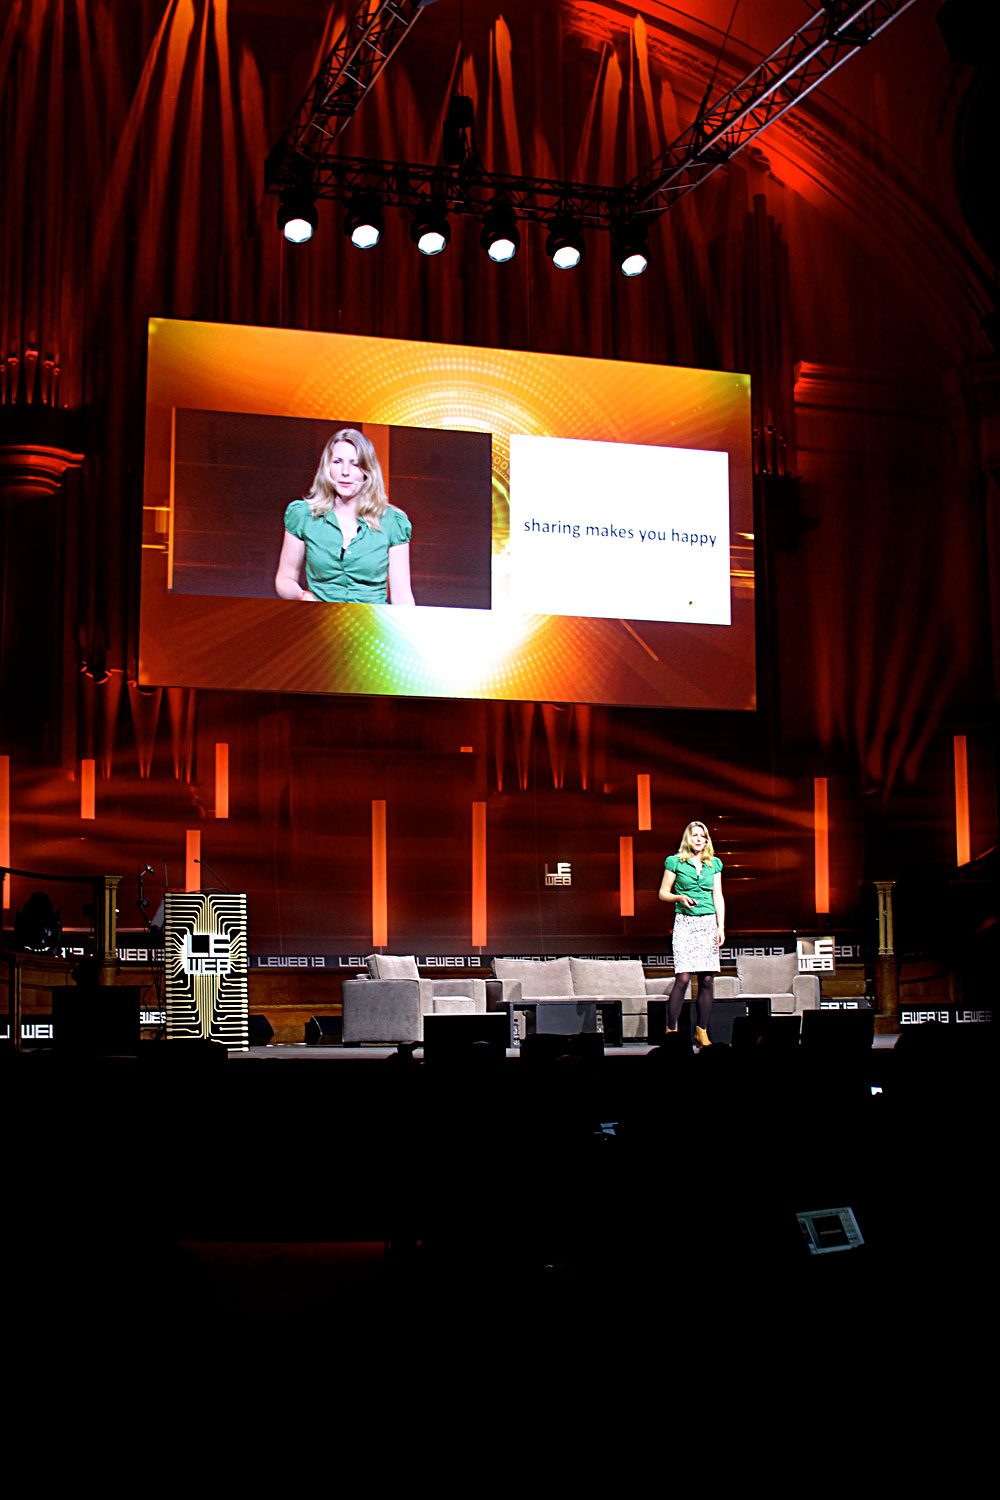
[231,1035,901,1060]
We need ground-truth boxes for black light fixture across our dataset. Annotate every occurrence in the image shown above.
[614,223,649,278]
[443,91,476,168]
[480,201,520,263]
[278,184,318,244]
[344,194,385,250]
[545,214,585,270]
[410,203,451,256]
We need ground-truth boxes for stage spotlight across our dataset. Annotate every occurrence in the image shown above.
[411,205,451,256]
[278,185,318,244]
[615,226,649,277]
[344,196,384,250]
[480,202,520,263]
[545,215,585,270]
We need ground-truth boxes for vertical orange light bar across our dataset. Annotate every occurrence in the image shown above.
[186,829,201,892]
[472,801,487,947]
[80,759,96,820]
[167,406,177,590]
[637,773,651,831]
[953,735,970,866]
[813,777,829,915]
[372,800,387,948]
[0,755,9,908]
[215,742,229,819]
[619,835,635,917]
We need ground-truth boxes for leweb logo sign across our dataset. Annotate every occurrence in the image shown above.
[182,932,232,976]
[797,936,835,972]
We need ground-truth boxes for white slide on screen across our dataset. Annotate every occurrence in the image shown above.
[507,434,731,625]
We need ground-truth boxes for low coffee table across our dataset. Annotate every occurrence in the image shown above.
[510,998,623,1047]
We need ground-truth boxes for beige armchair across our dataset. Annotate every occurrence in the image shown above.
[342,954,488,1045]
[715,953,819,1017]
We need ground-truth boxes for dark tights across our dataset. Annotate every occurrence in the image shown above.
[667,972,714,1030]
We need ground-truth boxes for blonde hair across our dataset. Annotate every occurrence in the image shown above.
[306,428,388,529]
[677,821,716,864]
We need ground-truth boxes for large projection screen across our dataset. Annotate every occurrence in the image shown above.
[140,319,755,709]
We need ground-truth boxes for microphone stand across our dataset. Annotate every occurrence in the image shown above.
[136,865,164,1012]
[194,857,231,893]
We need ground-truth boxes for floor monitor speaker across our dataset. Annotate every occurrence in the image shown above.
[249,1013,275,1045]
[305,1014,343,1045]
[422,1011,509,1063]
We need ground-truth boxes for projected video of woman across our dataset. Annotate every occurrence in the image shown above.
[141,319,754,706]
[275,428,415,605]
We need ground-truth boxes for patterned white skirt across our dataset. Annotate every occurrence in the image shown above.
[671,912,720,973]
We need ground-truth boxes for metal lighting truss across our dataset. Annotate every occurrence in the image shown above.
[265,0,438,189]
[265,0,919,232]
[287,154,630,229]
[628,0,919,215]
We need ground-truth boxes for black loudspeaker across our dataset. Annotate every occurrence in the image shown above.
[730,1015,756,1051]
[766,1016,802,1049]
[248,1013,275,1045]
[706,999,746,1045]
[647,997,691,1044]
[801,1009,874,1055]
[422,1011,509,1063]
[649,988,743,1042]
[304,1014,342,1045]
[730,998,771,1049]
[732,1014,801,1050]
[747,997,771,1026]
[51,986,142,1054]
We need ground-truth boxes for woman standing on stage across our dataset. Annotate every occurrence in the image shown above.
[275,428,415,604]
[658,820,725,1047]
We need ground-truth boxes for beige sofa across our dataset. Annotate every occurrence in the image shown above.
[492,956,671,1041]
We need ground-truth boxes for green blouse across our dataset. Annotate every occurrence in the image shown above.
[284,499,411,602]
[663,854,723,918]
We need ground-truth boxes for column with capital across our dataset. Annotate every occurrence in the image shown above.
[0,402,85,764]
[872,878,899,1034]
